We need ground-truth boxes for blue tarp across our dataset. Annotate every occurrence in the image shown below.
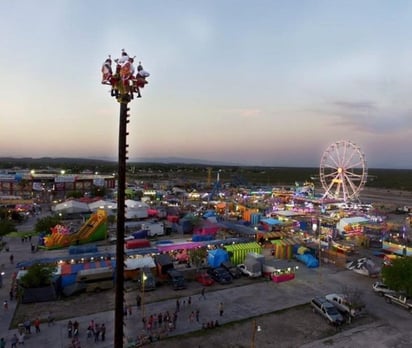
[295,253,319,268]
[207,249,229,268]
[260,218,282,225]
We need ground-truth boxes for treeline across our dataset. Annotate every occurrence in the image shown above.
[0,158,411,191]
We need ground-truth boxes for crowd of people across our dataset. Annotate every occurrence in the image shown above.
[126,292,224,347]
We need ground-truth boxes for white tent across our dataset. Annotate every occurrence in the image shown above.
[124,256,156,271]
[52,200,90,214]
[125,200,149,219]
[88,199,117,212]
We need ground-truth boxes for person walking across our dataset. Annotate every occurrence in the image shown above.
[219,302,224,317]
[3,300,8,311]
[0,337,6,348]
[17,332,24,345]
[136,294,141,308]
[9,254,14,264]
[10,334,18,348]
[200,287,206,300]
[100,323,106,341]
[34,317,41,333]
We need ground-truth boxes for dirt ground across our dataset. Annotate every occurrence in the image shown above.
[148,306,375,348]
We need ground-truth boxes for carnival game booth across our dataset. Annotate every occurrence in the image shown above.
[192,220,221,240]
[262,259,299,283]
[124,256,156,281]
[337,216,369,236]
[259,217,282,232]
[271,236,303,260]
[157,241,204,264]
[382,241,412,257]
[224,242,262,265]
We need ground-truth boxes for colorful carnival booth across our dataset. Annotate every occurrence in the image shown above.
[382,240,412,256]
[262,259,299,283]
[224,242,262,265]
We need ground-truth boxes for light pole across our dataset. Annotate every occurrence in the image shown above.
[250,319,261,348]
[312,218,321,283]
[141,272,147,319]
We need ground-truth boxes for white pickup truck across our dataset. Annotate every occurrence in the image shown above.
[384,293,412,312]
[310,296,344,326]
[325,293,364,318]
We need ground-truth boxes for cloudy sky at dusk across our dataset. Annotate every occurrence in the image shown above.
[1,1,412,169]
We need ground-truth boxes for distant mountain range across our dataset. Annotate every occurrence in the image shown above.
[0,156,241,167]
[94,156,240,166]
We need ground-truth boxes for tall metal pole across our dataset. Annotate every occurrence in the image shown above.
[115,99,129,347]
[101,52,149,346]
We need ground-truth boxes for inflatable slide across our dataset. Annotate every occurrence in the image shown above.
[43,209,108,249]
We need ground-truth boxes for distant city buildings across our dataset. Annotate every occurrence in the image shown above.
[0,169,115,202]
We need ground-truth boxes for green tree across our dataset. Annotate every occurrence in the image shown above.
[381,256,412,297]
[189,247,208,269]
[66,191,83,199]
[0,219,16,237]
[35,215,62,233]
[19,263,56,288]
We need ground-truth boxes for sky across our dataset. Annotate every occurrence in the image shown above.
[1,1,412,169]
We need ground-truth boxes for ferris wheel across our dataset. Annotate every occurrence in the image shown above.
[319,140,368,202]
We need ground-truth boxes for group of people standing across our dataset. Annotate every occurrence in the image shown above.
[101,49,150,100]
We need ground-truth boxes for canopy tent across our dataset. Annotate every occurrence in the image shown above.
[125,199,149,209]
[125,200,149,219]
[124,256,156,270]
[88,199,117,212]
[52,200,90,214]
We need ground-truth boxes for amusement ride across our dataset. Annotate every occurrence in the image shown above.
[319,140,368,202]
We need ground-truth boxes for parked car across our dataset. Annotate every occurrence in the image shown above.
[220,261,242,279]
[207,267,233,284]
[310,296,344,326]
[325,293,364,318]
[195,272,215,286]
[167,269,187,290]
[384,293,412,311]
[372,281,396,296]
